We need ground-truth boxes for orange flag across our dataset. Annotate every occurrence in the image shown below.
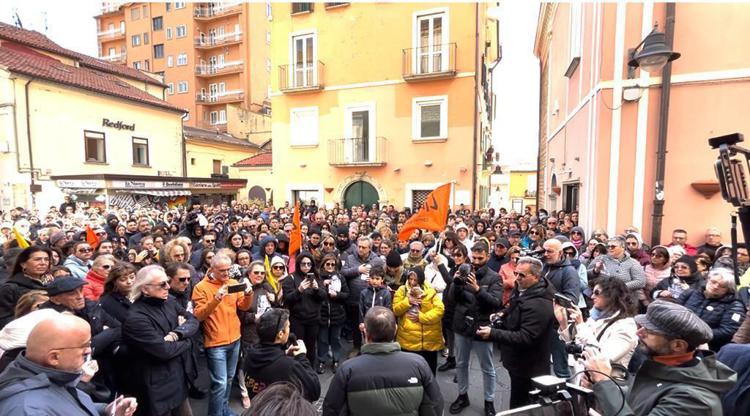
[85,225,100,250]
[288,201,302,255]
[398,183,452,241]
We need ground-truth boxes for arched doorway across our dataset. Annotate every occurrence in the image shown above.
[343,181,379,209]
[247,186,266,206]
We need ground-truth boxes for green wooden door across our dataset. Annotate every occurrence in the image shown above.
[344,181,379,209]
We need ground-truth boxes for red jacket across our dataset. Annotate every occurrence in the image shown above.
[83,269,106,301]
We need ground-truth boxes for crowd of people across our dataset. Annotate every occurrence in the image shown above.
[0,199,748,415]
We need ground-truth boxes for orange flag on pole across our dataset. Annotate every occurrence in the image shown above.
[288,201,302,255]
[85,225,100,250]
[398,183,452,241]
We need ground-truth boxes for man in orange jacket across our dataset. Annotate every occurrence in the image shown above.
[192,253,254,416]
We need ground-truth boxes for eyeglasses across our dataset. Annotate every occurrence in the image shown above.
[592,289,602,297]
[272,265,284,270]
[178,277,190,283]
[410,249,422,253]
[78,248,92,253]
[300,261,312,266]
[146,281,169,289]
[204,239,215,243]
[607,245,618,249]
[564,251,576,257]
[101,264,112,270]
[251,270,266,275]
[571,231,582,235]
[674,264,690,269]
[324,262,335,267]
[529,231,539,235]
[452,253,463,258]
[323,242,335,247]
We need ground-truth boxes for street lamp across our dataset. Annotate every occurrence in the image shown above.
[628,26,681,74]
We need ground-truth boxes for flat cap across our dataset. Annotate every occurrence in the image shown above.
[634,300,713,347]
[46,276,87,296]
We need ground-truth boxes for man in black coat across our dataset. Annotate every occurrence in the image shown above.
[243,308,321,402]
[447,242,503,416]
[123,265,199,416]
[477,256,555,408]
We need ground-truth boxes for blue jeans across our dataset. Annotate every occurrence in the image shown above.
[455,333,496,402]
[317,324,343,363]
[206,341,240,416]
[551,336,571,378]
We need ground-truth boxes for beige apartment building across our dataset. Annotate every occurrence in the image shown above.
[95,1,270,142]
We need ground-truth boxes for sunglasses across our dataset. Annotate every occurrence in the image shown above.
[300,261,312,266]
[564,251,576,256]
[251,270,265,275]
[78,248,92,253]
[529,231,539,235]
[178,277,190,283]
[146,281,169,289]
[324,262,335,267]
[674,264,690,269]
[102,264,112,269]
[410,249,422,253]
[571,231,582,235]
[592,289,602,296]
[205,239,215,243]
[452,253,463,258]
[323,242,335,247]
[272,265,284,270]
[607,245,617,249]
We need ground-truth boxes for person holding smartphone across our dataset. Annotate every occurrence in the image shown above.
[282,252,326,365]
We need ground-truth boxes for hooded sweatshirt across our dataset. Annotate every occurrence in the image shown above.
[243,343,321,402]
[253,235,278,262]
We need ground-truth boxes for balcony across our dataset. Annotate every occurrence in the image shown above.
[524,190,538,198]
[279,61,324,93]
[402,43,457,82]
[97,28,126,41]
[195,91,245,105]
[195,61,244,77]
[194,3,243,20]
[197,121,228,133]
[99,52,127,64]
[194,32,243,49]
[328,137,387,167]
[97,2,123,16]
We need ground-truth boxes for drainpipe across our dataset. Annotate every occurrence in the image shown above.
[649,2,676,247]
[181,112,188,177]
[471,2,479,210]
[24,78,37,209]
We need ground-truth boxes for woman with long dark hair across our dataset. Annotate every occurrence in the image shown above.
[316,253,349,374]
[0,246,52,329]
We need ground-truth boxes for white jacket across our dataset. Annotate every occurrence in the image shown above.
[424,255,448,300]
[559,311,638,369]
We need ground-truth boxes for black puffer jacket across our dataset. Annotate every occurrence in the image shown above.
[319,272,349,327]
[448,264,503,339]
[282,253,326,325]
[490,278,555,378]
[322,342,443,416]
[0,273,47,329]
[678,288,746,351]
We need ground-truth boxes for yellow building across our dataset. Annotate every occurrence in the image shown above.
[0,22,245,210]
[270,2,498,210]
[508,169,537,214]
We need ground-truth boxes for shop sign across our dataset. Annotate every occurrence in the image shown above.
[112,180,188,189]
[102,118,135,131]
[56,180,106,188]
[191,182,222,189]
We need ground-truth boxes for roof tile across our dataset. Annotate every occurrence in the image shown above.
[233,152,272,167]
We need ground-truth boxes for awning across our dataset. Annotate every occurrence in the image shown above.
[61,188,100,194]
[115,190,192,197]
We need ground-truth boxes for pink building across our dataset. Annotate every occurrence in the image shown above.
[535,2,750,246]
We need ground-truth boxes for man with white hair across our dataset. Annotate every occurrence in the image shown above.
[192,254,254,416]
[698,227,723,259]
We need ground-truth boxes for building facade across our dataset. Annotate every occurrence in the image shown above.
[0,22,245,210]
[269,2,498,210]
[95,1,271,143]
[535,2,750,246]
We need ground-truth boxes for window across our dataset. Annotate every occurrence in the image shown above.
[414,10,448,74]
[130,7,140,20]
[166,3,171,12]
[266,0,272,20]
[84,131,106,163]
[190,157,196,165]
[176,25,187,38]
[131,34,141,46]
[153,44,164,59]
[412,96,448,140]
[565,2,582,78]
[290,107,319,146]
[142,5,148,17]
[152,16,163,31]
[213,160,222,175]
[167,55,174,67]
[143,32,150,45]
[177,81,188,93]
[175,2,186,9]
[144,59,150,71]
[177,53,187,66]
[167,83,174,94]
[292,3,313,14]
[291,33,316,87]
[133,61,141,69]
[325,2,349,8]
[132,137,149,166]
[166,27,173,39]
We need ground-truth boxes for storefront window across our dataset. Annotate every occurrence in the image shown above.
[84,130,106,163]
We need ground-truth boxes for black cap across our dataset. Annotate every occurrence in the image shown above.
[386,250,403,268]
[46,276,87,296]
[495,238,510,248]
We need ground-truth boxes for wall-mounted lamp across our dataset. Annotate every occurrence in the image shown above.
[424,160,433,167]
[627,25,681,79]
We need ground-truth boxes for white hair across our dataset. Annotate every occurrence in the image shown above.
[708,267,737,294]
[131,265,166,301]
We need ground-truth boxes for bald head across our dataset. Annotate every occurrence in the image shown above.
[26,314,91,373]
[543,238,563,264]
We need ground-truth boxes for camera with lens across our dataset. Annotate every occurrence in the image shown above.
[453,263,472,285]
[489,312,505,329]
[565,341,586,359]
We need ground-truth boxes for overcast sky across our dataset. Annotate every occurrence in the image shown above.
[0,1,540,166]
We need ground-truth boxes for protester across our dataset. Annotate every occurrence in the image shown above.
[282,252,326,364]
[83,255,116,301]
[0,246,52,329]
[99,262,136,324]
[63,241,94,280]
[317,253,349,374]
[322,306,443,416]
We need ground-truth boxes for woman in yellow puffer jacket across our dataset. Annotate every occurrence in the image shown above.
[393,266,444,374]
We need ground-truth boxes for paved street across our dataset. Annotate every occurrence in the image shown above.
[190,341,512,415]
